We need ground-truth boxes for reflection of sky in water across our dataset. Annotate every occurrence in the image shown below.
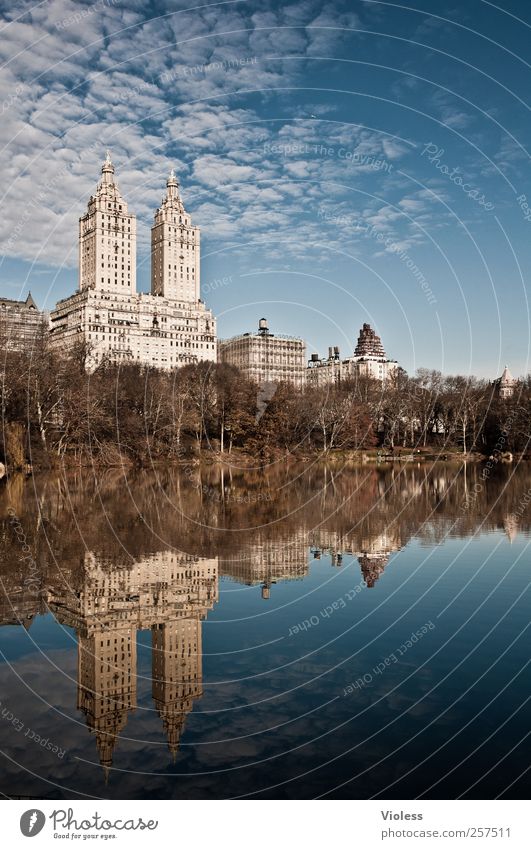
[0,465,529,799]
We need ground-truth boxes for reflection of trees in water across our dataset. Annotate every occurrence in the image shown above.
[0,462,529,774]
[1,463,530,574]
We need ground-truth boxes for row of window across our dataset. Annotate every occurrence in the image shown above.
[89,332,214,349]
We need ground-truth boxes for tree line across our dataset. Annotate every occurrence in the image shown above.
[1,333,530,468]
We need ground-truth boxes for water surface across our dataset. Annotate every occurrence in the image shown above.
[0,462,529,799]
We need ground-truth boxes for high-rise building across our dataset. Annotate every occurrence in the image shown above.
[79,151,137,296]
[151,170,200,303]
[307,323,399,386]
[219,318,306,388]
[50,155,216,370]
[0,293,47,351]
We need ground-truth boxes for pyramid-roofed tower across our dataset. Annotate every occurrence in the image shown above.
[494,365,516,399]
[307,322,399,386]
[354,323,387,359]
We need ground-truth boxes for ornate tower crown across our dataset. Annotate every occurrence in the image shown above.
[354,323,386,359]
[164,168,180,202]
[101,150,115,184]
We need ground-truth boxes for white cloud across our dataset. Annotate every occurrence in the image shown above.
[0,0,433,277]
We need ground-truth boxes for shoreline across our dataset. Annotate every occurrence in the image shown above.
[1,448,526,476]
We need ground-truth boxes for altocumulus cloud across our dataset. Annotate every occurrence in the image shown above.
[0,0,414,274]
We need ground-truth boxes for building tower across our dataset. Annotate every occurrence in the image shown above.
[494,365,516,399]
[307,322,399,386]
[50,157,216,370]
[76,626,137,781]
[79,151,137,295]
[151,170,200,303]
[151,617,203,760]
[357,554,390,588]
[354,323,387,358]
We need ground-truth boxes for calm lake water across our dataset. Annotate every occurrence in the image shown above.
[0,461,529,800]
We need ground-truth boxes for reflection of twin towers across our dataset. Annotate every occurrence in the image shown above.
[42,530,400,777]
[47,551,218,779]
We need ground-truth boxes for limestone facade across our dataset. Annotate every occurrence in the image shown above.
[47,549,218,771]
[219,318,306,388]
[307,323,399,386]
[0,293,46,351]
[49,155,216,370]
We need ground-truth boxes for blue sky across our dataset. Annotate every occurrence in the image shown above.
[0,0,530,377]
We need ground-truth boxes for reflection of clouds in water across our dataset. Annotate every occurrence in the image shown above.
[0,464,529,798]
[0,650,88,794]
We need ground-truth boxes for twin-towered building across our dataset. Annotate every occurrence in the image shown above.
[49,153,216,370]
[46,548,218,774]
[6,153,402,386]
[2,155,521,395]
[44,153,399,384]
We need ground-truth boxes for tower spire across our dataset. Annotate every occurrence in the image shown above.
[101,150,115,184]
[166,168,179,199]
